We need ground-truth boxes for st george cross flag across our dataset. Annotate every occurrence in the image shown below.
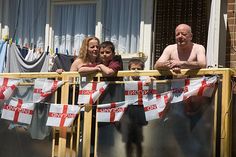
[46,104,80,127]
[125,81,157,105]
[1,99,35,124]
[33,79,64,103]
[78,82,108,104]
[0,78,19,101]
[171,78,191,103]
[97,101,130,122]
[171,76,218,103]
[184,76,218,99]
[143,91,172,121]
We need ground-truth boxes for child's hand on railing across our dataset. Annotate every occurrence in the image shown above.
[144,76,156,85]
[56,69,64,74]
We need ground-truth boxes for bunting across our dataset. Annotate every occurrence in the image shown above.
[0,76,218,126]
[183,76,217,99]
[125,81,157,105]
[46,104,80,127]
[143,92,172,121]
[97,101,130,122]
[0,78,19,101]
[33,79,64,103]
[171,76,217,103]
[78,82,108,104]
[1,99,35,124]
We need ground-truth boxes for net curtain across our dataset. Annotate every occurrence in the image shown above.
[53,0,141,55]
[101,0,141,54]
[0,0,47,49]
[52,4,96,55]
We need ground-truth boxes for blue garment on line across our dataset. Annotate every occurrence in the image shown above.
[0,40,7,73]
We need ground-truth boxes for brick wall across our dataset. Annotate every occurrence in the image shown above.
[227,0,236,67]
[227,1,236,157]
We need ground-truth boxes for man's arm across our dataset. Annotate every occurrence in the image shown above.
[154,46,172,70]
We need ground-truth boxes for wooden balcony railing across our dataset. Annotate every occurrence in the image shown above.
[0,68,233,157]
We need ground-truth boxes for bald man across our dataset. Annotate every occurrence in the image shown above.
[154,24,206,72]
[153,25,211,157]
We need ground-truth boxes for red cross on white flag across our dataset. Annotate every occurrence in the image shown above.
[183,76,218,99]
[171,76,218,103]
[46,104,80,127]
[0,78,19,101]
[143,91,172,121]
[1,99,35,124]
[171,78,191,103]
[78,82,108,104]
[33,79,64,103]
[125,81,157,105]
[97,101,129,122]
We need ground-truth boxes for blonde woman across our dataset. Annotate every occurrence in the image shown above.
[70,36,101,75]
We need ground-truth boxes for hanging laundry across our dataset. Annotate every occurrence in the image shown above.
[4,43,49,72]
[50,53,75,72]
[18,46,29,58]
[0,40,7,73]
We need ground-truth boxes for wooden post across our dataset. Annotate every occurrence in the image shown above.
[221,69,232,157]
[82,76,94,157]
[213,87,218,157]
[58,75,69,157]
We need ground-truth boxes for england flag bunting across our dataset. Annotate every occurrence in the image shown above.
[97,101,132,122]
[143,91,172,121]
[1,99,35,124]
[125,81,157,105]
[46,104,80,127]
[78,82,108,104]
[183,76,218,99]
[171,76,218,103]
[171,78,191,103]
[0,78,19,101]
[33,79,64,103]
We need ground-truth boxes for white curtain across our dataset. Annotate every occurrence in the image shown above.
[101,0,141,54]
[52,4,96,55]
[0,0,47,49]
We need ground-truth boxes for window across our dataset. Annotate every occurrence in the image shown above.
[100,0,141,54]
[51,3,96,55]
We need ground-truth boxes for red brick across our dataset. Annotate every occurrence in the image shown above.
[228,11,235,18]
[228,3,235,10]
[230,47,236,54]
[228,25,236,32]
[229,53,236,61]
[229,31,236,37]
[229,61,236,68]
[228,18,236,25]
[228,0,236,3]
